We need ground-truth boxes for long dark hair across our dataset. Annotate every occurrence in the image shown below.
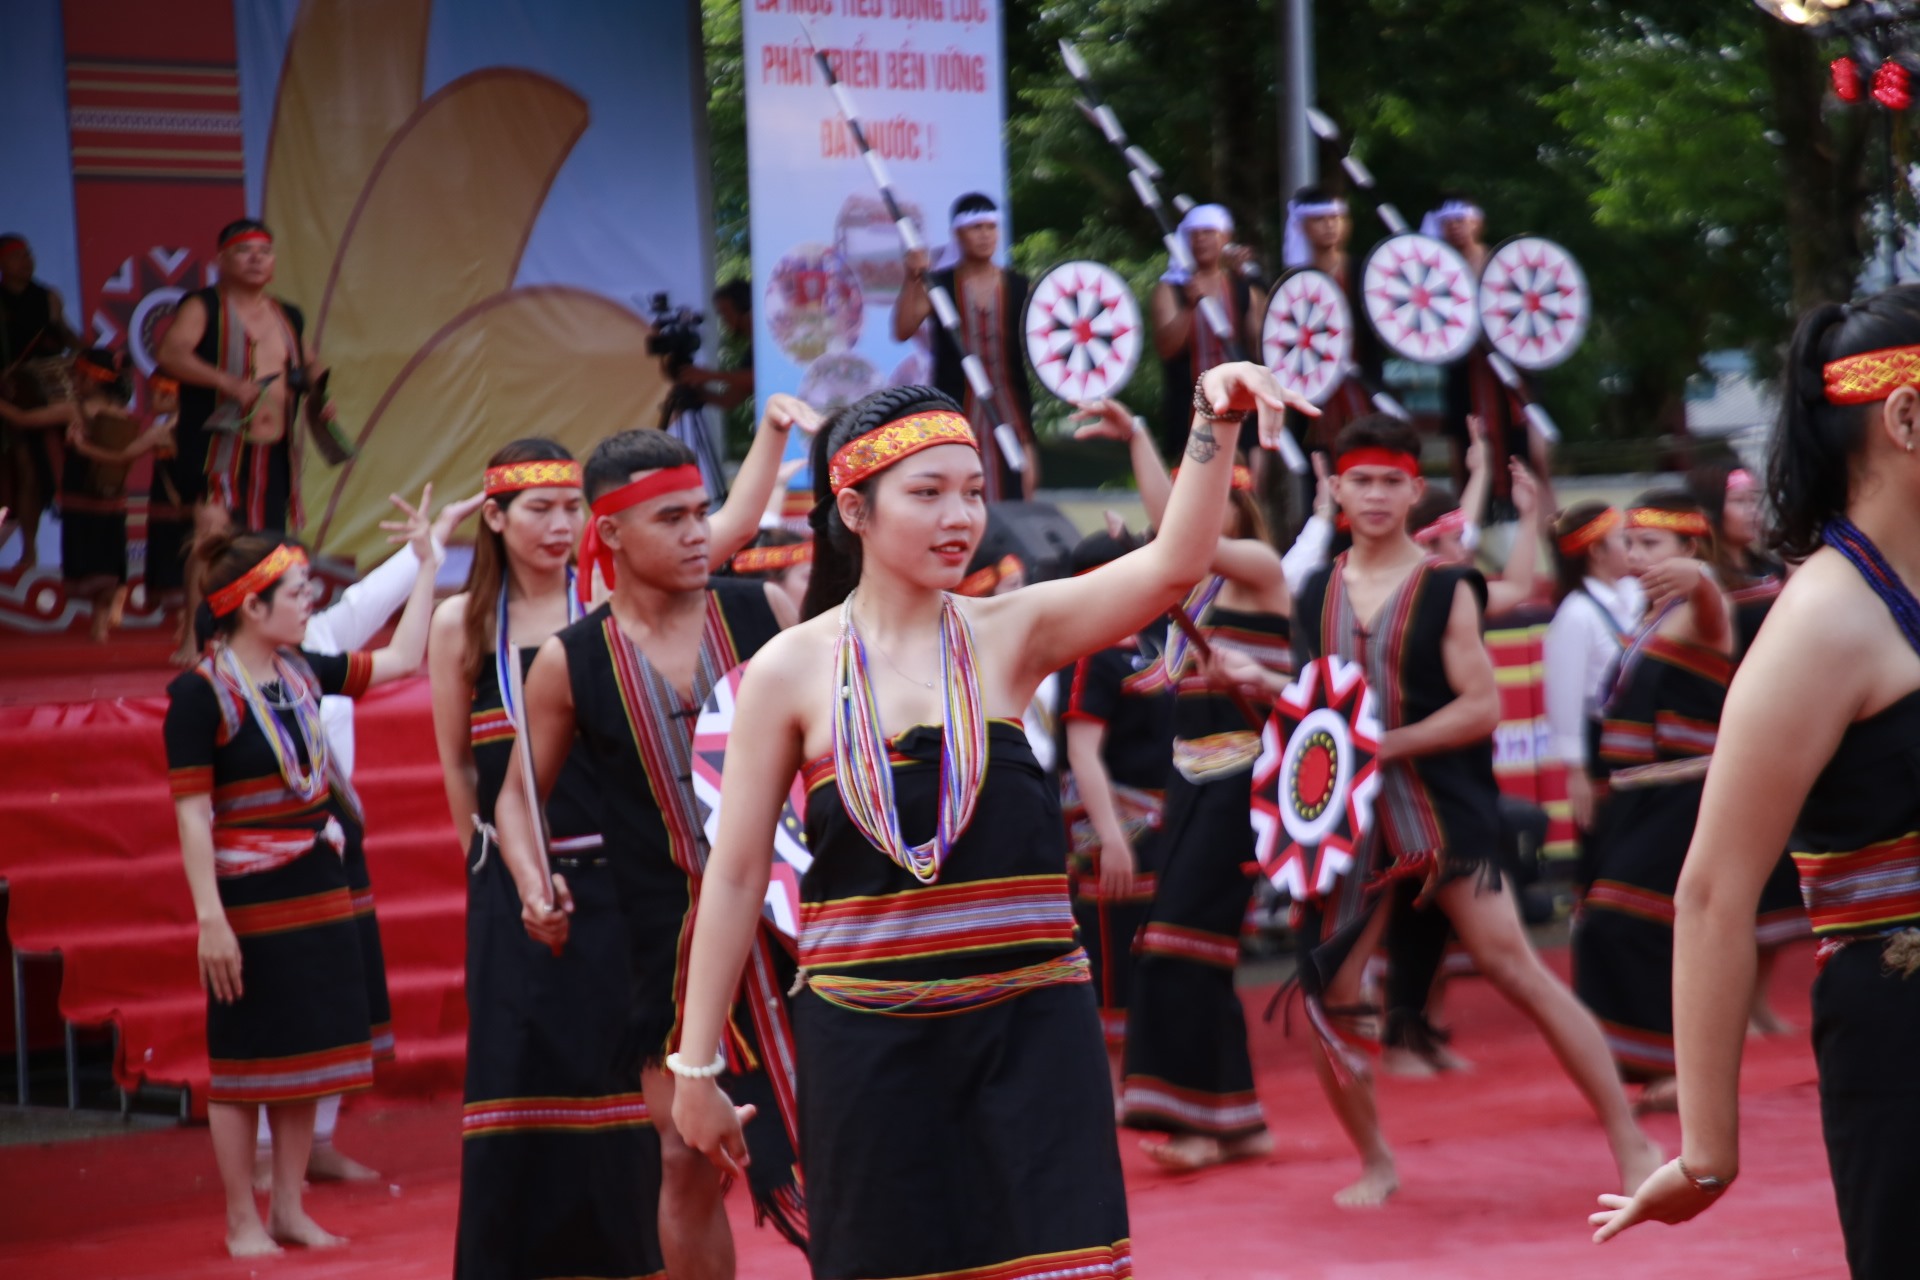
[801,385,965,620]
[1550,501,1613,604]
[459,438,575,686]
[1772,285,1920,560]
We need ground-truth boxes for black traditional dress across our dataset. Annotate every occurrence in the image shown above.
[556,580,806,1245]
[453,627,664,1280]
[797,719,1131,1278]
[1061,637,1176,1049]
[58,446,130,584]
[1121,585,1288,1139]
[1571,617,1731,1080]
[163,647,375,1106]
[1157,273,1254,458]
[1293,557,1501,1079]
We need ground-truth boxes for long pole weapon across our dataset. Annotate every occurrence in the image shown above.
[1059,40,1309,476]
[802,23,1027,498]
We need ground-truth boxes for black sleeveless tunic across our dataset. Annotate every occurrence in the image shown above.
[453,637,662,1280]
[796,721,1130,1278]
[170,285,305,519]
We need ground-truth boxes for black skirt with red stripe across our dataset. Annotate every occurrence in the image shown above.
[206,838,375,1107]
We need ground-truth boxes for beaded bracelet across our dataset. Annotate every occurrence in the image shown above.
[1192,377,1240,423]
[664,1049,727,1080]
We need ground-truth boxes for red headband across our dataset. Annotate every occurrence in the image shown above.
[207,544,306,618]
[1823,344,1920,405]
[0,236,25,256]
[577,465,705,606]
[73,357,118,385]
[1557,507,1620,556]
[1626,507,1712,539]
[219,228,272,252]
[828,410,977,494]
[1413,508,1469,546]
[731,540,813,574]
[1335,447,1420,477]
[485,459,582,497]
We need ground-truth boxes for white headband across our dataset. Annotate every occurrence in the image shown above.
[1282,198,1349,269]
[1177,203,1234,237]
[1418,200,1483,238]
[951,208,998,230]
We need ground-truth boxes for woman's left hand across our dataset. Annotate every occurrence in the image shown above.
[380,483,436,557]
[1640,558,1707,612]
[1199,362,1319,453]
[1590,1158,1726,1243]
[761,393,822,435]
[1070,399,1139,444]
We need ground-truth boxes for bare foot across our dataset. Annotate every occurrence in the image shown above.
[1748,1004,1795,1037]
[308,1142,380,1182]
[1382,1047,1439,1079]
[1334,1161,1400,1208]
[1616,1134,1666,1196]
[1424,1042,1474,1073]
[226,1220,282,1259]
[1634,1077,1679,1115]
[268,1207,347,1249]
[1223,1130,1275,1161]
[1141,1135,1227,1171]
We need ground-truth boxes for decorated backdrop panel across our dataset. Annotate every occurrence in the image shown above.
[742,0,1008,487]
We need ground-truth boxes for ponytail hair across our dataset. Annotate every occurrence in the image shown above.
[800,384,964,620]
[1772,285,1920,560]
[459,438,576,687]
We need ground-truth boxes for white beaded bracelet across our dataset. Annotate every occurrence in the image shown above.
[664,1049,727,1080]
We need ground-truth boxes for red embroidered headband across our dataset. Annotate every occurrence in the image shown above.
[1335,446,1420,477]
[148,375,179,395]
[577,465,705,606]
[1557,507,1620,556]
[957,553,1022,598]
[1626,507,1711,539]
[73,356,118,384]
[207,544,306,617]
[485,459,582,497]
[1823,345,1920,405]
[1413,508,1470,546]
[828,410,977,494]
[731,541,813,575]
[219,227,272,252]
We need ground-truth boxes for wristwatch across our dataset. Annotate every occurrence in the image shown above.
[1676,1157,1733,1195]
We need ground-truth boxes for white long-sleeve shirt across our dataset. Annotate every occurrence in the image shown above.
[304,542,439,778]
[1542,575,1645,769]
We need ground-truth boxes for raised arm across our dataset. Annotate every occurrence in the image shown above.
[892,248,934,342]
[1485,460,1541,616]
[363,485,440,686]
[671,642,808,1172]
[1379,581,1500,762]
[1592,572,1871,1243]
[1003,363,1311,685]
[1639,556,1732,656]
[495,636,577,948]
[707,394,820,566]
[427,597,481,851]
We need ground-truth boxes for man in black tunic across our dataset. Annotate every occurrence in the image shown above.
[0,233,81,566]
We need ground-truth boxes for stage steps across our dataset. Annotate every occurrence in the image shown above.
[0,677,470,1111]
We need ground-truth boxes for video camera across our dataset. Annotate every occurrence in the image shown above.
[646,292,704,375]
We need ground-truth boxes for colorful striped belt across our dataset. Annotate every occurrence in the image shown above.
[214,816,343,878]
[798,873,1077,969]
[1792,832,1920,958]
[799,946,1091,1017]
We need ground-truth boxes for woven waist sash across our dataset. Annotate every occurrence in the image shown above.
[1172,730,1261,784]
[799,946,1091,1017]
[1793,833,1920,943]
[214,816,343,878]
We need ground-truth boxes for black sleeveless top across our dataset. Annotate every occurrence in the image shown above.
[469,644,603,841]
[173,286,307,494]
[799,721,1080,985]
[1791,690,1920,943]
[928,265,1033,432]
[1157,273,1255,452]
[1064,642,1175,793]
[0,282,60,365]
[1174,602,1291,743]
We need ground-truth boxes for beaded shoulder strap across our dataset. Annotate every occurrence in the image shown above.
[1825,517,1920,659]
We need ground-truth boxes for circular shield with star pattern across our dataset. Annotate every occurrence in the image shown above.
[1361,233,1481,365]
[1478,236,1589,371]
[1250,655,1383,905]
[1262,268,1354,407]
[692,663,811,938]
[1024,260,1143,402]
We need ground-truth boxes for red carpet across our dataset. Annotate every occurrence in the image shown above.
[0,629,468,1107]
[0,946,1845,1279]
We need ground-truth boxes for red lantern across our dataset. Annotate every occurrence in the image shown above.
[1875,60,1913,111]
[1833,55,1863,103]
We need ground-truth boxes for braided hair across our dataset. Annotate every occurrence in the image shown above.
[1772,285,1920,560]
[801,384,965,620]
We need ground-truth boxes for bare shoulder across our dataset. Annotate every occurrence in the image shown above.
[1764,551,1887,660]
[750,608,838,676]
[430,593,468,644]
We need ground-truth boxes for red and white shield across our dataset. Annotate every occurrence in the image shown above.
[1262,268,1355,407]
[1251,656,1383,904]
[692,664,811,938]
[1024,260,1143,402]
[1361,233,1481,365]
[1478,235,1589,371]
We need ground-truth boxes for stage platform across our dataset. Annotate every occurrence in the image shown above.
[0,946,1843,1279]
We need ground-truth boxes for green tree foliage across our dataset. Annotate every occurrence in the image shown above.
[700,0,1874,462]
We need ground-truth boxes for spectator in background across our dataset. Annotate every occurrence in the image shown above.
[677,279,756,414]
[0,233,81,567]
